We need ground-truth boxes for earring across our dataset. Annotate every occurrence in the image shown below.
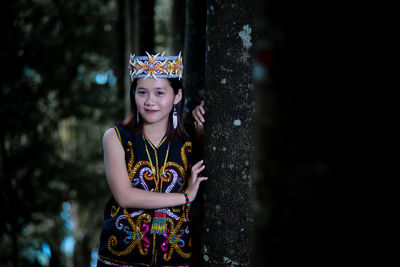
[173,105,178,129]
[137,111,140,124]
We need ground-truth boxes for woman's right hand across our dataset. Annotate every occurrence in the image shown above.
[186,160,208,202]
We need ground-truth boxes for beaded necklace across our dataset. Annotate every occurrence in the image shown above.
[143,135,172,236]
[142,135,170,192]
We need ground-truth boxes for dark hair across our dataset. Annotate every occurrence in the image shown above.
[120,78,188,141]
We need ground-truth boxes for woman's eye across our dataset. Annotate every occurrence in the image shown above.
[137,91,146,95]
[157,91,165,96]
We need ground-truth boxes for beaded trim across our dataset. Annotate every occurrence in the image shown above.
[98,256,189,267]
[113,126,122,145]
[142,135,170,192]
[98,255,148,266]
[183,191,190,207]
[128,52,183,80]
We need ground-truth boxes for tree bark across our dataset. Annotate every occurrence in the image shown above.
[133,0,155,54]
[200,0,256,265]
[49,244,64,267]
[170,0,186,54]
[118,0,134,115]
[119,0,155,115]
[72,235,91,267]
[11,221,19,267]
[183,0,206,114]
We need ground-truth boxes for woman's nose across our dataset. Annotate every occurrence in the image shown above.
[145,93,155,105]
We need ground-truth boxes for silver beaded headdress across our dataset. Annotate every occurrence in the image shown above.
[128,52,183,80]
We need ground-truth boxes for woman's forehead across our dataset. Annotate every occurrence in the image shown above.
[137,78,171,89]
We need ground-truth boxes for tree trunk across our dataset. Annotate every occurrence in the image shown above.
[183,0,206,114]
[11,220,19,267]
[119,0,155,115]
[200,0,256,265]
[170,0,186,54]
[133,0,155,54]
[49,244,64,267]
[72,235,91,267]
[118,0,134,115]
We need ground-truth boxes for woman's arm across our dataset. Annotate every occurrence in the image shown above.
[103,128,206,209]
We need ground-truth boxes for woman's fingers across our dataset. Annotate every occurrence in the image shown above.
[191,167,205,179]
[191,162,205,172]
[192,102,206,124]
[190,161,205,186]
[199,113,205,123]
[199,104,205,115]
[189,176,208,199]
[192,112,202,125]
[197,177,208,183]
[192,160,204,169]
[192,165,205,176]
[197,105,205,121]
[194,109,204,123]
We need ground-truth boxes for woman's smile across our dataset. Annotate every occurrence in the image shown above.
[144,109,159,113]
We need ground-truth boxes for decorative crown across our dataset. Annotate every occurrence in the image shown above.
[128,51,183,81]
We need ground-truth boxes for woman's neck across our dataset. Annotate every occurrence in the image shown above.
[142,120,168,147]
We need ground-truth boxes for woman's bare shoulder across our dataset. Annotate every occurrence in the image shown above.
[102,127,121,147]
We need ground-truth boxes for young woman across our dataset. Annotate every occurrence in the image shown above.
[97,53,207,266]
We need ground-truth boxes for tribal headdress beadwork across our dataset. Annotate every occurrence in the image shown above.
[129,51,183,80]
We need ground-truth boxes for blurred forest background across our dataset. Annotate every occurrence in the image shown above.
[1,0,121,266]
[1,0,342,266]
[0,0,188,266]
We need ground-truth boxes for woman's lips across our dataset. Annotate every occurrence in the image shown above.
[144,109,159,113]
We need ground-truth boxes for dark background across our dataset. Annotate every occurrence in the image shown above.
[0,0,350,266]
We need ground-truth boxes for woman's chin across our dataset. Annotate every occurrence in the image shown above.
[142,117,169,126]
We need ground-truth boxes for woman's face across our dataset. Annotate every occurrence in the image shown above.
[135,78,182,127]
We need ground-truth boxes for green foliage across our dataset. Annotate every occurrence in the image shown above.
[0,0,120,265]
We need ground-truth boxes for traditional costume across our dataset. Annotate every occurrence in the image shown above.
[98,52,198,266]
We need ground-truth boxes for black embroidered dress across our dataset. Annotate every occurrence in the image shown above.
[98,124,195,266]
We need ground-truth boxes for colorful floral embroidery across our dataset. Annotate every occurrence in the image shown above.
[99,125,195,266]
[111,206,120,217]
[107,210,151,256]
[161,217,191,261]
[181,142,192,172]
